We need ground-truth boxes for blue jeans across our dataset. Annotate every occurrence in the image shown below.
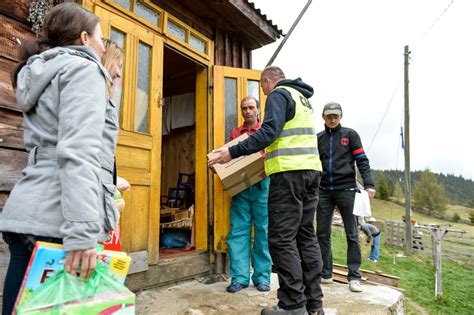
[227,178,272,286]
[369,234,381,260]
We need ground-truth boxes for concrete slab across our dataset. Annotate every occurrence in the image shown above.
[136,273,404,314]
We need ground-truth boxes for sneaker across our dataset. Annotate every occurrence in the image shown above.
[261,305,308,315]
[226,282,247,293]
[307,308,325,315]
[320,277,333,284]
[349,280,363,292]
[369,259,378,263]
[256,281,271,292]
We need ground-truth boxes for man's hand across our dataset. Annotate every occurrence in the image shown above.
[65,248,97,279]
[208,147,232,166]
[366,188,376,198]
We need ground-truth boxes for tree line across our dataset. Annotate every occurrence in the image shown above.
[371,169,474,210]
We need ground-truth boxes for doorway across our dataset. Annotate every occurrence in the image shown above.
[159,46,201,257]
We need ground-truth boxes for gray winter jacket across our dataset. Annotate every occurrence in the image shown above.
[0,46,119,251]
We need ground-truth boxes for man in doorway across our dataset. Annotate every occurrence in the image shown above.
[209,66,324,315]
[316,102,376,293]
[225,96,272,293]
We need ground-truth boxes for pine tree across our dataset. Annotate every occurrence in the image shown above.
[393,180,404,202]
[376,175,390,201]
[413,169,449,214]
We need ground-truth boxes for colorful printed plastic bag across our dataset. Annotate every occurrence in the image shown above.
[16,262,135,314]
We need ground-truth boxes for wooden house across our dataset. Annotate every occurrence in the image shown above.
[0,0,282,293]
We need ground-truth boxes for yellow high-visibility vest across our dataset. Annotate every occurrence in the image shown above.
[264,86,322,176]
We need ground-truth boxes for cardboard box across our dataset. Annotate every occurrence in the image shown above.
[208,133,266,196]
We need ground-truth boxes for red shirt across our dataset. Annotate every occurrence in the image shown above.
[229,121,261,140]
[229,121,265,157]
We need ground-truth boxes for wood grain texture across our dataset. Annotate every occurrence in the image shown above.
[0,0,29,22]
[161,126,195,196]
[0,15,34,62]
[0,57,18,111]
[125,251,210,291]
[0,148,27,191]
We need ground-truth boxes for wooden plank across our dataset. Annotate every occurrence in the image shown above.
[334,263,400,287]
[0,15,34,62]
[0,108,24,150]
[215,29,225,66]
[0,0,29,22]
[224,33,232,67]
[194,66,208,251]
[125,251,210,291]
[160,127,195,195]
[147,34,164,265]
[0,191,9,211]
[0,148,27,191]
[120,185,150,253]
[232,37,240,68]
[0,57,18,112]
[116,145,151,171]
[0,121,24,150]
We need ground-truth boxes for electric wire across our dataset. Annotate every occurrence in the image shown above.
[366,81,400,153]
[366,0,456,166]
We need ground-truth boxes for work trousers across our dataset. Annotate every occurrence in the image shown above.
[267,170,323,311]
[227,178,272,286]
[316,189,361,280]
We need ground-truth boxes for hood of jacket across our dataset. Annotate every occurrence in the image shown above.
[16,45,110,112]
[275,77,314,99]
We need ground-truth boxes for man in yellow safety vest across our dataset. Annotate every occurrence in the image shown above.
[208,66,324,315]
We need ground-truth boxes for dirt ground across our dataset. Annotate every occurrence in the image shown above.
[135,273,404,315]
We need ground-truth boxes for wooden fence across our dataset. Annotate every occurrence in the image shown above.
[384,221,474,265]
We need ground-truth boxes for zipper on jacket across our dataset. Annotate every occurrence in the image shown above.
[329,130,333,189]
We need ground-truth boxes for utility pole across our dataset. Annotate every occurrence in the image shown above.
[404,45,412,254]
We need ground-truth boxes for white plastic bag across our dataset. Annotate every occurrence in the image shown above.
[353,190,371,217]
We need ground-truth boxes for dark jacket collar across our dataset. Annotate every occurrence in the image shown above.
[324,123,341,133]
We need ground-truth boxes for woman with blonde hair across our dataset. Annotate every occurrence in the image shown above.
[0,4,119,313]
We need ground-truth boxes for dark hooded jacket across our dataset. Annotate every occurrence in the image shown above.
[229,78,313,158]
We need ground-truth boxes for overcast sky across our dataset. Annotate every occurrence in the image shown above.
[251,0,474,181]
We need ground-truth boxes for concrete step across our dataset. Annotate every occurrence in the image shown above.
[136,273,405,314]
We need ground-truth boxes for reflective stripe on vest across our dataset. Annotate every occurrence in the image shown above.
[264,86,322,176]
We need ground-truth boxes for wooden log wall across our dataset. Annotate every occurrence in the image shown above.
[0,1,35,213]
[161,126,196,197]
[214,29,251,68]
[0,0,34,302]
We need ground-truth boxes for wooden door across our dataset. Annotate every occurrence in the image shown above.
[212,66,265,252]
[95,5,163,265]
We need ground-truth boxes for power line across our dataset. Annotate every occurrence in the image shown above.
[419,0,455,42]
[366,81,400,153]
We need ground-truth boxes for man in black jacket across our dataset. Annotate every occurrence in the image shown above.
[316,102,376,293]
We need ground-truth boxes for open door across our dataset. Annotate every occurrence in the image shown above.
[212,66,266,252]
[95,4,163,267]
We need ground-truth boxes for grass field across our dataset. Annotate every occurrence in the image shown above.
[445,204,473,221]
[331,226,474,314]
[330,199,474,314]
[370,199,474,235]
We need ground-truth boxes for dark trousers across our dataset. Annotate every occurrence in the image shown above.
[268,170,323,311]
[316,189,361,280]
[2,233,61,315]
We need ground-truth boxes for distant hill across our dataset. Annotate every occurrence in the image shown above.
[372,170,474,207]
